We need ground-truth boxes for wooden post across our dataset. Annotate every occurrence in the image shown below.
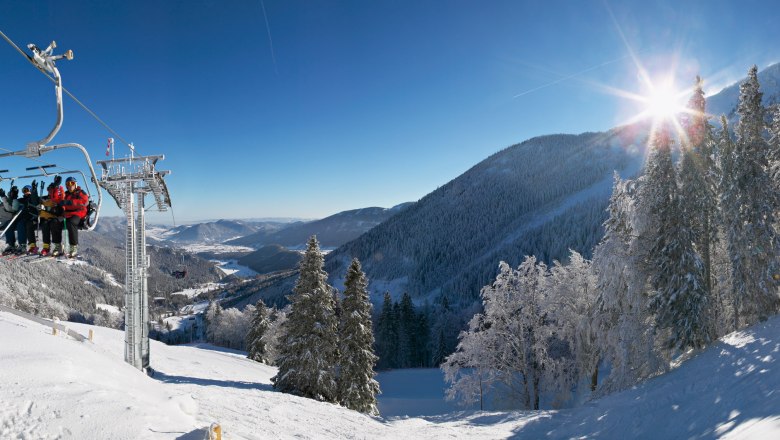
[88,329,94,342]
[209,423,221,440]
[52,317,59,336]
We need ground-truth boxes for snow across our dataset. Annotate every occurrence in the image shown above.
[96,303,121,315]
[1,309,779,439]
[212,259,258,277]
[179,300,211,315]
[181,243,253,254]
[171,282,224,299]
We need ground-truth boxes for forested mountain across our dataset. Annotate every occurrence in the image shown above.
[227,204,412,249]
[238,244,302,274]
[325,129,646,303]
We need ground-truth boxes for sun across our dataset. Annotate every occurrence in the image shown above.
[637,78,687,123]
[645,83,682,120]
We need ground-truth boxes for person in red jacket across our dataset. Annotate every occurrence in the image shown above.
[39,175,65,256]
[60,176,88,258]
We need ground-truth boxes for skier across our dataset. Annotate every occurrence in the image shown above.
[60,177,88,258]
[0,186,24,255]
[18,183,41,254]
[38,176,65,256]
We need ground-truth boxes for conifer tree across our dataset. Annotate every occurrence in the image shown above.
[337,258,380,415]
[679,77,718,304]
[246,299,271,363]
[644,123,709,350]
[727,66,780,324]
[375,292,397,369]
[272,235,339,402]
[593,174,664,393]
[718,115,740,330]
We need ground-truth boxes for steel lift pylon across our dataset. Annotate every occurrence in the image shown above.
[97,155,171,372]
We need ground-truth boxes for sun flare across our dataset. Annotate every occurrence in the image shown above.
[644,82,683,121]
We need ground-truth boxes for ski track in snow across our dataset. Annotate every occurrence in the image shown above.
[1,311,779,439]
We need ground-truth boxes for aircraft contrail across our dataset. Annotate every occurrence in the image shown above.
[512,54,634,99]
[260,0,279,76]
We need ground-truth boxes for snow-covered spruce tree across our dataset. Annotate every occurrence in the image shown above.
[678,77,718,315]
[272,235,339,402]
[337,258,380,415]
[769,105,780,194]
[644,123,709,350]
[727,66,780,324]
[592,174,664,393]
[718,115,740,331]
[374,291,398,370]
[246,299,271,363]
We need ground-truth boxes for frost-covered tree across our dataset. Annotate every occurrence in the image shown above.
[592,174,664,393]
[246,299,271,363]
[769,105,780,194]
[444,257,551,410]
[679,77,718,305]
[204,300,223,344]
[337,258,380,415]
[644,124,709,350]
[726,66,780,324]
[547,251,598,398]
[263,306,289,366]
[442,313,498,410]
[272,235,339,402]
[718,115,740,331]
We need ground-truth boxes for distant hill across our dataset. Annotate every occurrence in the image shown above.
[165,219,263,243]
[227,203,413,249]
[238,244,302,274]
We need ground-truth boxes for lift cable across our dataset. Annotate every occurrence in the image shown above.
[0,28,137,156]
[1,28,179,227]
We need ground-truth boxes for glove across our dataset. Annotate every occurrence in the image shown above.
[31,180,37,190]
[0,188,5,198]
[53,175,62,186]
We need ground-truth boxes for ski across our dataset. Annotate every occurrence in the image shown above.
[25,256,56,264]
[12,254,45,262]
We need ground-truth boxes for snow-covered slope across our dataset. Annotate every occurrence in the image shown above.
[2,309,778,439]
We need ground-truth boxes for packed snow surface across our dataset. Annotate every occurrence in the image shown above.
[212,259,258,277]
[1,310,779,439]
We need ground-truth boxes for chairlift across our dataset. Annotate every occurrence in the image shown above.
[0,41,102,232]
[17,164,98,229]
[172,253,187,279]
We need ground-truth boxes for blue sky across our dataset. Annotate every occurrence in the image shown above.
[1,0,779,223]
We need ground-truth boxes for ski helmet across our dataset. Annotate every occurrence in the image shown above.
[65,177,76,184]
[22,185,32,193]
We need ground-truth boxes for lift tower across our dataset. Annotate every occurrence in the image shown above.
[98,155,171,371]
